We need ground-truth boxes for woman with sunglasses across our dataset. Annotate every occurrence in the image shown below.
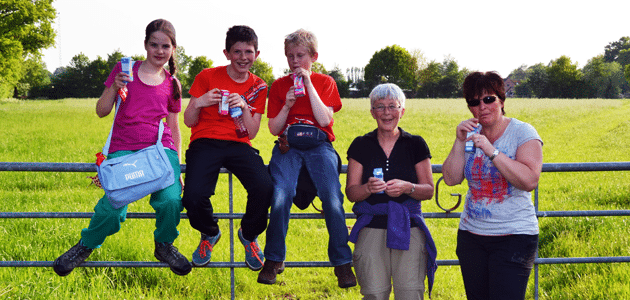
[346,83,437,299]
[442,71,543,300]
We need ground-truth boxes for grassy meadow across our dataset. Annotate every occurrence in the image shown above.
[0,97,629,299]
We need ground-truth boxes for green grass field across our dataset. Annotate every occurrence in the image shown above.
[0,97,629,299]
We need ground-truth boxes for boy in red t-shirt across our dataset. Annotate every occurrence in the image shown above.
[258,29,356,288]
[182,25,272,272]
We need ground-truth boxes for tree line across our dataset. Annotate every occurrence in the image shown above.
[360,40,630,99]
[3,1,630,99]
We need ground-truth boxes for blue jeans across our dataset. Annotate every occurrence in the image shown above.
[264,142,352,266]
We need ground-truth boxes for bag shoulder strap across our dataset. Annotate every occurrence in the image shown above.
[102,95,165,156]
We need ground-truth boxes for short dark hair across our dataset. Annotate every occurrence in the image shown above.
[463,71,506,114]
[225,25,258,52]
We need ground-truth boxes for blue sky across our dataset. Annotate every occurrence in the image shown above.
[42,0,629,79]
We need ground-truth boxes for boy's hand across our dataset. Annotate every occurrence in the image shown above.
[293,67,312,84]
[195,88,221,109]
[284,86,297,109]
[227,93,246,109]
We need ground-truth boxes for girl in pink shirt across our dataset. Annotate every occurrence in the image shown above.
[53,19,191,277]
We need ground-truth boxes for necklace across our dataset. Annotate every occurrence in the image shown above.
[378,131,399,158]
[138,62,165,86]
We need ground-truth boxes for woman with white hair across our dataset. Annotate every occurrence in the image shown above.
[346,83,437,299]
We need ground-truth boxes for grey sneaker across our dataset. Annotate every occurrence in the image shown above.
[53,240,93,276]
[154,242,192,276]
[192,231,221,267]
[238,228,264,271]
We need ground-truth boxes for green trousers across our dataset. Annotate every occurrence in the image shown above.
[81,149,183,249]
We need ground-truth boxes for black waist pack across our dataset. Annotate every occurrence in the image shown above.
[286,124,328,150]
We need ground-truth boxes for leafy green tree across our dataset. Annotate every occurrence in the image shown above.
[131,54,145,62]
[187,56,213,83]
[312,62,327,74]
[437,57,467,98]
[616,50,630,95]
[86,56,110,97]
[625,65,630,88]
[174,46,192,89]
[618,49,630,67]
[50,53,104,98]
[416,61,442,98]
[0,0,56,98]
[0,39,24,97]
[328,66,349,98]
[16,55,51,98]
[604,37,630,62]
[106,49,125,71]
[50,54,83,98]
[185,56,213,98]
[526,63,549,98]
[513,80,532,98]
[364,45,418,91]
[415,57,467,98]
[508,65,529,82]
[547,56,584,98]
[250,58,275,86]
[582,55,624,98]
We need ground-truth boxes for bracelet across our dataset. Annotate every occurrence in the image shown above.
[407,183,416,195]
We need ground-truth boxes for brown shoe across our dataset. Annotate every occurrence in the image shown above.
[334,263,357,288]
[257,260,285,285]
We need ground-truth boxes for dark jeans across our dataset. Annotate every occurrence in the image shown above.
[182,138,273,241]
[264,142,352,266]
[456,229,538,300]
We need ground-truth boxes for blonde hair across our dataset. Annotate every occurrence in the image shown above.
[284,29,318,56]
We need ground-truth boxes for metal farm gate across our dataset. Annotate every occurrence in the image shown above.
[1,161,630,299]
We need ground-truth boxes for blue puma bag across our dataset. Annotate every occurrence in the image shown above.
[97,96,174,209]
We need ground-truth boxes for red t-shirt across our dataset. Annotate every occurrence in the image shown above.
[188,66,268,145]
[267,73,341,141]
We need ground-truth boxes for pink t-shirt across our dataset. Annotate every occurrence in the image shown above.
[104,61,181,152]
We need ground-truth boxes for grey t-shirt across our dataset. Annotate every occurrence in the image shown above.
[460,118,543,236]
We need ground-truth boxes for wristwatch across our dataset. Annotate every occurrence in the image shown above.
[489,149,500,161]
[407,183,416,195]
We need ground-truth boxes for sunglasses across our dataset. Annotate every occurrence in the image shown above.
[467,96,497,107]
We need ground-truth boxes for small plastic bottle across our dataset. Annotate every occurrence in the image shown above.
[465,126,480,152]
[373,168,384,194]
[230,107,249,138]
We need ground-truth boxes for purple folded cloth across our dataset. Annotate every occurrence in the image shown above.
[349,199,438,298]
